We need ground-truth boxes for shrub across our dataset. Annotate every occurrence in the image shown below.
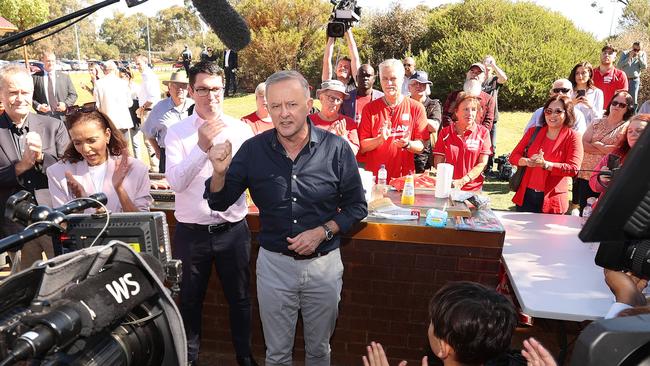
[417,0,602,111]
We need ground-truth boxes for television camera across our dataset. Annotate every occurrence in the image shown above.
[0,191,186,365]
[326,0,361,38]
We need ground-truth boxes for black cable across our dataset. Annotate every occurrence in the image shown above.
[0,12,93,55]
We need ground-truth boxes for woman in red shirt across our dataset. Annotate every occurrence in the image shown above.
[509,95,583,213]
[432,93,491,191]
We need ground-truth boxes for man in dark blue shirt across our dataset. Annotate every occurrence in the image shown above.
[204,70,367,365]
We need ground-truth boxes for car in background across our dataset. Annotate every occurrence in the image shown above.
[0,60,9,67]
[11,60,45,74]
[56,61,72,71]
[118,60,135,70]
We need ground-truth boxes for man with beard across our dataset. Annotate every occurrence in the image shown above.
[442,63,495,130]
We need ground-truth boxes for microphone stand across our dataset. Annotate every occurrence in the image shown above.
[0,0,148,48]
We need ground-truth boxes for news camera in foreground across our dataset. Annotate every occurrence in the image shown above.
[573,124,650,365]
[0,192,185,365]
[327,0,361,38]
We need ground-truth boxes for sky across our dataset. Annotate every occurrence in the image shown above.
[94,0,626,41]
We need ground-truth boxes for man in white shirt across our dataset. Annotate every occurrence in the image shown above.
[523,79,587,135]
[134,55,161,169]
[164,61,256,366]
[93,61,133,148]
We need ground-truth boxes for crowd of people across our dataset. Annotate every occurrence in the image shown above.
[0,33,648,366]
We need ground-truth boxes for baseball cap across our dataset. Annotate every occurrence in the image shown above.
[409,71,432,85]
[469,63,486,74]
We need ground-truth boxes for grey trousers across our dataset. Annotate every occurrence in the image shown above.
[256,248,343,366]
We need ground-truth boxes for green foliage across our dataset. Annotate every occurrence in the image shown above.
[364,4,429,66]
[620,0,650,31]
[417,0,601,110]
[99,12,146,57]
[235,0,331,91]
[150,6,202,50]
[0,0,48,31]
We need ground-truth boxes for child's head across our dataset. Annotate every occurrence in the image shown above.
[427,281,517,365]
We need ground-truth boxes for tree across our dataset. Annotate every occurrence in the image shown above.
[99,12,145,56]
[235,0,331,91]
[364,4,430,66]
[149,6,202,49]
[619,0,650,30]
[0,0,49,61]
[415,0,602,110]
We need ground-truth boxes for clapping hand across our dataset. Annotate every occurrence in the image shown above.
[112,150,132,190]
[332,119,347,138]
[522,338,557,366]
[25,131,43,162]
[362,341,426,366]
[380,121,391,141]
[65,171,88,198]
[529,149,545,168]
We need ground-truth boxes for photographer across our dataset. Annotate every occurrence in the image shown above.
[617,42,647,111]
[322,28,360,94]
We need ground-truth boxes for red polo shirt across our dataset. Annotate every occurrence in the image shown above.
[308,113,360,155]
[358,97,429,181]
[241,111,274,135]
[432,122,491,191]
[592,67,628,108]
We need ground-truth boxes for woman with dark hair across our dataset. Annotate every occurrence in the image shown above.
[569,61,604,123]
[432,93,491,191]
[590,114,650,194]
[46,108,152,212]
[576,90,633,212]
[509,95,583,213]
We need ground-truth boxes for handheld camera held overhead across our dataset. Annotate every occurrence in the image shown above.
[327,0,361,38]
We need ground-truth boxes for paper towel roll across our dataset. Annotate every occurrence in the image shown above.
[435,163,454,198]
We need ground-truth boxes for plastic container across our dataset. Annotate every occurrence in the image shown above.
[582,197,596,226]
[401,173,415,205]
[425,208,448,227]
[378,164,387,186]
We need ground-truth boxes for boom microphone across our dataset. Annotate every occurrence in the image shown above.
[4,262,158,363]
[192,0,251,51]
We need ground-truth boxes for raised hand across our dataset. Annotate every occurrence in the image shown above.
[197,120,225,152]
[65,171,88,198]
[381,121,391,141]
[208,140,232,175]
[112,151,132,190]
[522,338,557,366]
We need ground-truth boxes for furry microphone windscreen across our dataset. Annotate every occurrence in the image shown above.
[192,0,251,51]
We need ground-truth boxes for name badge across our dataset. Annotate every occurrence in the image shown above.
[401,113,410,121]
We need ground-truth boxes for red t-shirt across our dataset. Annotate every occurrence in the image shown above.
[432,123,491,191]
[592,67,628,109]
[241,111,274,135]
[354,94,372,163]
[308,113,360,155]
[358,97,429,181]
[526,135,556,192]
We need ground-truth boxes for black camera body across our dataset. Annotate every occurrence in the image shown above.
[493,154,514,182]
[326,0,361,38]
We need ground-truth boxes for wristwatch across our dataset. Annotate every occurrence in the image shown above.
[321,223,334,241]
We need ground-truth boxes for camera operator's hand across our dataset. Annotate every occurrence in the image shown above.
[604,269,648,307]
[65,171,88,198]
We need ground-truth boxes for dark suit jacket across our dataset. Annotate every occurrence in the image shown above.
[223,50,238,69]
[32,71,78,118]
[0,112,69,236]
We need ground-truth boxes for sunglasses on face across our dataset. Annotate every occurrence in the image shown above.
[403,64,414,67]
[544,108,565,116]
[66,102,97,116]
[611,101,628,108]
[552,88,571,94]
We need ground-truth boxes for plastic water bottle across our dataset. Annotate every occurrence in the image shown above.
[378,164,387,186]
[582,197,596,226]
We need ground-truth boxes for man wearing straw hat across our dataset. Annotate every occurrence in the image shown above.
[142,70,194,173]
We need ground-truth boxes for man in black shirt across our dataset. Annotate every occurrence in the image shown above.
[204,70,367,365]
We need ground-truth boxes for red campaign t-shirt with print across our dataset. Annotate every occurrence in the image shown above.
[592,67,628,108]
[354,94,373,163]
[308,113,360,154]
[241,111,274,135]
[358,97,429,181]
[432,122,491,191]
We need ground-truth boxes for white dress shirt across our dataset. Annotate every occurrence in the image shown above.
[164,113,253,224]
[93,74,134,130]
[138,67,161,106]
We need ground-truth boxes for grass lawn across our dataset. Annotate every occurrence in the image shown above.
[68,70,533,211]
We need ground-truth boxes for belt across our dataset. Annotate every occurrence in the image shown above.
[526,188,544,193]
[281,250,331,260]
[181,219,244,234]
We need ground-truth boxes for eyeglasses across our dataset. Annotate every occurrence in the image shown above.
[552,88,571,94]
[610,101,628,108]
[66,102,97,116]
[544,108,565,116]
[194,87,224,97]
[403,64,414,67]
[325,95,343,104]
